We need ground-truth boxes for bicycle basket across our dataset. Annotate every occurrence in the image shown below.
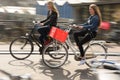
[49,26,68,43]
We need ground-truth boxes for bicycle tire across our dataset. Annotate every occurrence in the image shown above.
[9,37,33,60]
[42,41,68,68]
[85,43,107,68]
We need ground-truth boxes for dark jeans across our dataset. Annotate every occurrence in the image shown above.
[36,25,50,45]
[73,29,97,57]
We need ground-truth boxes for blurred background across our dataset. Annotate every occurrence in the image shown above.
[0,0,120,44]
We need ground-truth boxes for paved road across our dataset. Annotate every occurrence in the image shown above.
[0,54,120,80]
[0,42,120,80]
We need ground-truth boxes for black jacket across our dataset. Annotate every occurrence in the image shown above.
[40,10,58,27]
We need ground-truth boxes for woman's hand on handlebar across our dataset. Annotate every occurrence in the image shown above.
[70,24,83,29]
[32,20,44,26]
[39,23,44,26]
[78,26,83,29]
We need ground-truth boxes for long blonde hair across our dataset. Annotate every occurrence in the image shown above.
[47,1,59,17]
[90,4,102,27]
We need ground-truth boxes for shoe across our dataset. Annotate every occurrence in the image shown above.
[74,56,82,61]
[78,59,86,65]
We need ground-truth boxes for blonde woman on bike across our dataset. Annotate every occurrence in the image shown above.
[73,4,102,65]
[35,1,59,52]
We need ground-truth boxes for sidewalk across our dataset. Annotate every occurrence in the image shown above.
[0,50,92,80]
[0,42,120,80]
[0,54,120,80]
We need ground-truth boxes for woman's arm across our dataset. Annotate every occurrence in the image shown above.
[42,12,57,26]
[82,15,99,29]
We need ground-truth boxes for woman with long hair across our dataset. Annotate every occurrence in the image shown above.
[73,4,102,65]
[35,1,59,53]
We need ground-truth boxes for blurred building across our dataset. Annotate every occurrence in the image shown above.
[0,0,120,43]
[36,0,120,22]
[0,6,36,15]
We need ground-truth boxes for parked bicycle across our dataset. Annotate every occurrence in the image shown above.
[42,24,108,68]
[9,21,52,60]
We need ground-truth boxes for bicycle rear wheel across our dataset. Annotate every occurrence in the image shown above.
[42,41,68,68]
[85,43,107,68]
[9,37,33,60]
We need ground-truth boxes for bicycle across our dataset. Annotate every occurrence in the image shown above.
[42,24,108,68]
[9,21,52,60]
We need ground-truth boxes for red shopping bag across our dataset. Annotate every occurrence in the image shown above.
[99,21,110,30]
[49,27,68,43]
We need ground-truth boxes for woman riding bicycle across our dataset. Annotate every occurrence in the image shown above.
[34,1,59,52]
[73,4,102,65]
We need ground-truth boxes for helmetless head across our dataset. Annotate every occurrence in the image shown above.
[89,4,102,26]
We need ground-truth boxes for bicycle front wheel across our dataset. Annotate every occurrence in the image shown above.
[42,41,68,68]
[9,37,33,60]
[85,43,107,68]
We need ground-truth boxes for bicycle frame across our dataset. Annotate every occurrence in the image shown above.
[42,24,108,68]
[9,23,42,60]
[64,25,82,57]
[65,35,80,56]
[21,24,41,49]
[64,25,107,58]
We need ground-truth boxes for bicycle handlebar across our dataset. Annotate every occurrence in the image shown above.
[65,24,95,38]
[32,20,40,24]
[64,24,77,32]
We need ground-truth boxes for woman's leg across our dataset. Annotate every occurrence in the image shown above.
[73,30,88,57]
[79,34,92,57]
[38,26,50,53]
[73,30,87,46]
[79,31,97,57]
[38,26,50,45]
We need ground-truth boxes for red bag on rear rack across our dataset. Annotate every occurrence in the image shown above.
[99,21,110,30]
